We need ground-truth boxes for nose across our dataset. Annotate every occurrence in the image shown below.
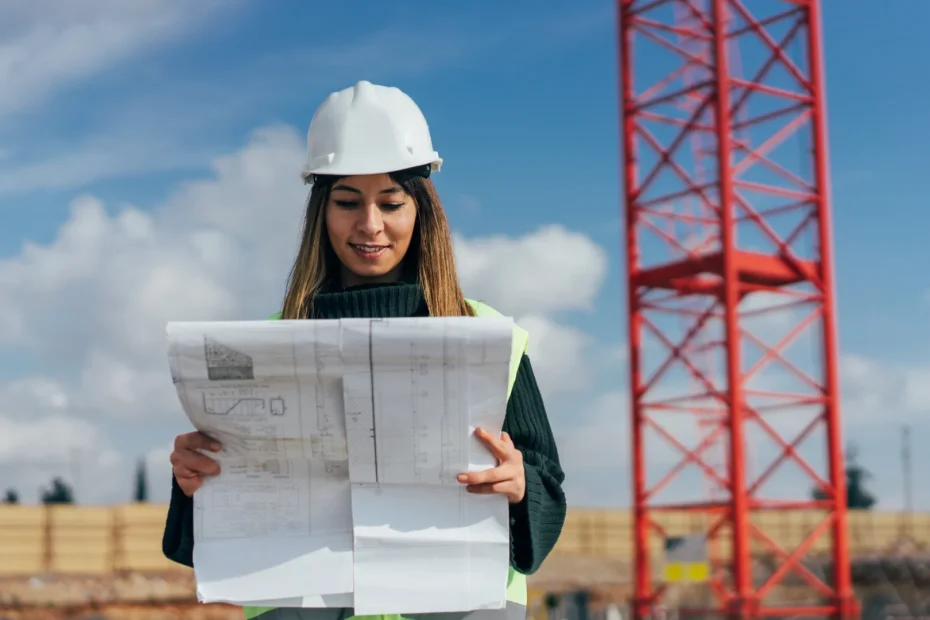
[355,202,383,236]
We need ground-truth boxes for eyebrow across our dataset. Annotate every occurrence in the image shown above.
[331,184,403,195]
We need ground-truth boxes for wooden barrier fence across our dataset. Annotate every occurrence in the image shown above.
[1,505,926,576]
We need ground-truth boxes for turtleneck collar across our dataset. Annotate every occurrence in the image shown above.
[306,266,428,319]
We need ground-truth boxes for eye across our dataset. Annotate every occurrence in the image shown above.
[333,200,358,209]
[381,202,404,211]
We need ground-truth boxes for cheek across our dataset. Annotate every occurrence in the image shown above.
[324,206,351,242]
[388,210,417,246]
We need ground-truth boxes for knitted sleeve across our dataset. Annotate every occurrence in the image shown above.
[503,354,567,574]
[162,477,195,567]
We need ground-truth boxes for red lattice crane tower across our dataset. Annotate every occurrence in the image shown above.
[618,1,858,618]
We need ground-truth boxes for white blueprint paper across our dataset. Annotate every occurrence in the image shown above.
[166,319,353,604]
[223,593,354,609]
[341,317,514,615]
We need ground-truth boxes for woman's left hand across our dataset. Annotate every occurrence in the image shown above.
[457,428,526,504]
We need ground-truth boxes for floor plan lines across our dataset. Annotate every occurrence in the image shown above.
[309,336,347,465]
[203,394,266,416]
[439,336,466,484]
[167,319,357,604]
[344,317,515,614]
[407,337,445,484]
[200,389,289,418]
[342,321,379,484]
[355,319,480,487]
[203,480,304,539]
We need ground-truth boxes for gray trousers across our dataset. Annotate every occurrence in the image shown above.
[251,603,528,620]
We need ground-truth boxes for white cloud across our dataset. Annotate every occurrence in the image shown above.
[0,1,246,197]
[555,390,628,469]
[0,131,221,197]
[144,441,175,503]
[0,414,98,466]
[0,376,71,413]
[454,226,608,394]
[0,123,610,503]
[841,354,930,423]
[552,390,629,507]
[553,382,739,508]
[516,315,594,395]
[2,447,125,504]
[0,378,125,503]
[0,1,234,118]
[455,225,608,316]
[0,126,308,428]
[551,341,930,508]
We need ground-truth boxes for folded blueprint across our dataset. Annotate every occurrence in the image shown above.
[165,316,514,614]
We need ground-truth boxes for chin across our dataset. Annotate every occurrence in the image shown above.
[347,261,398,279]
[354,267,390,277]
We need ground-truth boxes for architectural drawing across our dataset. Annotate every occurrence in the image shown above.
[167,319,357,604]
[204,336,254,381]
[343,319,511,487]
[200,393,288,417]
[202,476,305,539]
[341,322,379,484]
[202,394,265,415]
[339,316,516,615]
[165,316,515,609]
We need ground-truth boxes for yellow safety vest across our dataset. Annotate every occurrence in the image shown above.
[243,298,529,620]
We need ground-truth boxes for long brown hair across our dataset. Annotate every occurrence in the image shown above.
[280,174,474,319]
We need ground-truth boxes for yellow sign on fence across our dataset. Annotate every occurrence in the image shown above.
[663,534,709,583]
[663,561,710,583]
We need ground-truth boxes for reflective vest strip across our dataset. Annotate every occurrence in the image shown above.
[245,602,527,620]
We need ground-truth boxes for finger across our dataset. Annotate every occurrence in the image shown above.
[177,431,222,453]
[172,463,201,480]
[176,449,221,476]
[457,463,515,486]
[500,432,515,449]
[475,428,510,462]
[466,481,514,495]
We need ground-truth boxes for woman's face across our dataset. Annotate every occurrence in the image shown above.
[325,173,417,287]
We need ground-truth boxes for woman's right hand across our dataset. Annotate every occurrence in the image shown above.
[170,431,222,497]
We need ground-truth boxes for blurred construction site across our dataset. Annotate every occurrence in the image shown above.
[1,504,929,619]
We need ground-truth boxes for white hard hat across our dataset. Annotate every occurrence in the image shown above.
[301,80,442,182]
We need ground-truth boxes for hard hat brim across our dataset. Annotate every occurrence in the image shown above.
[300,157,442,183]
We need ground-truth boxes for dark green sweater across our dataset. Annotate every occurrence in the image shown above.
[162,281,566,574]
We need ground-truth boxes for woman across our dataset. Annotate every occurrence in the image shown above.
[163,81,566,620]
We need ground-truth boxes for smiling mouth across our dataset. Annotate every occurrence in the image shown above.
[349,243,389,257]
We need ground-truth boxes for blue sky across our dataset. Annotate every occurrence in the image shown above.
[0,1,927,510]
